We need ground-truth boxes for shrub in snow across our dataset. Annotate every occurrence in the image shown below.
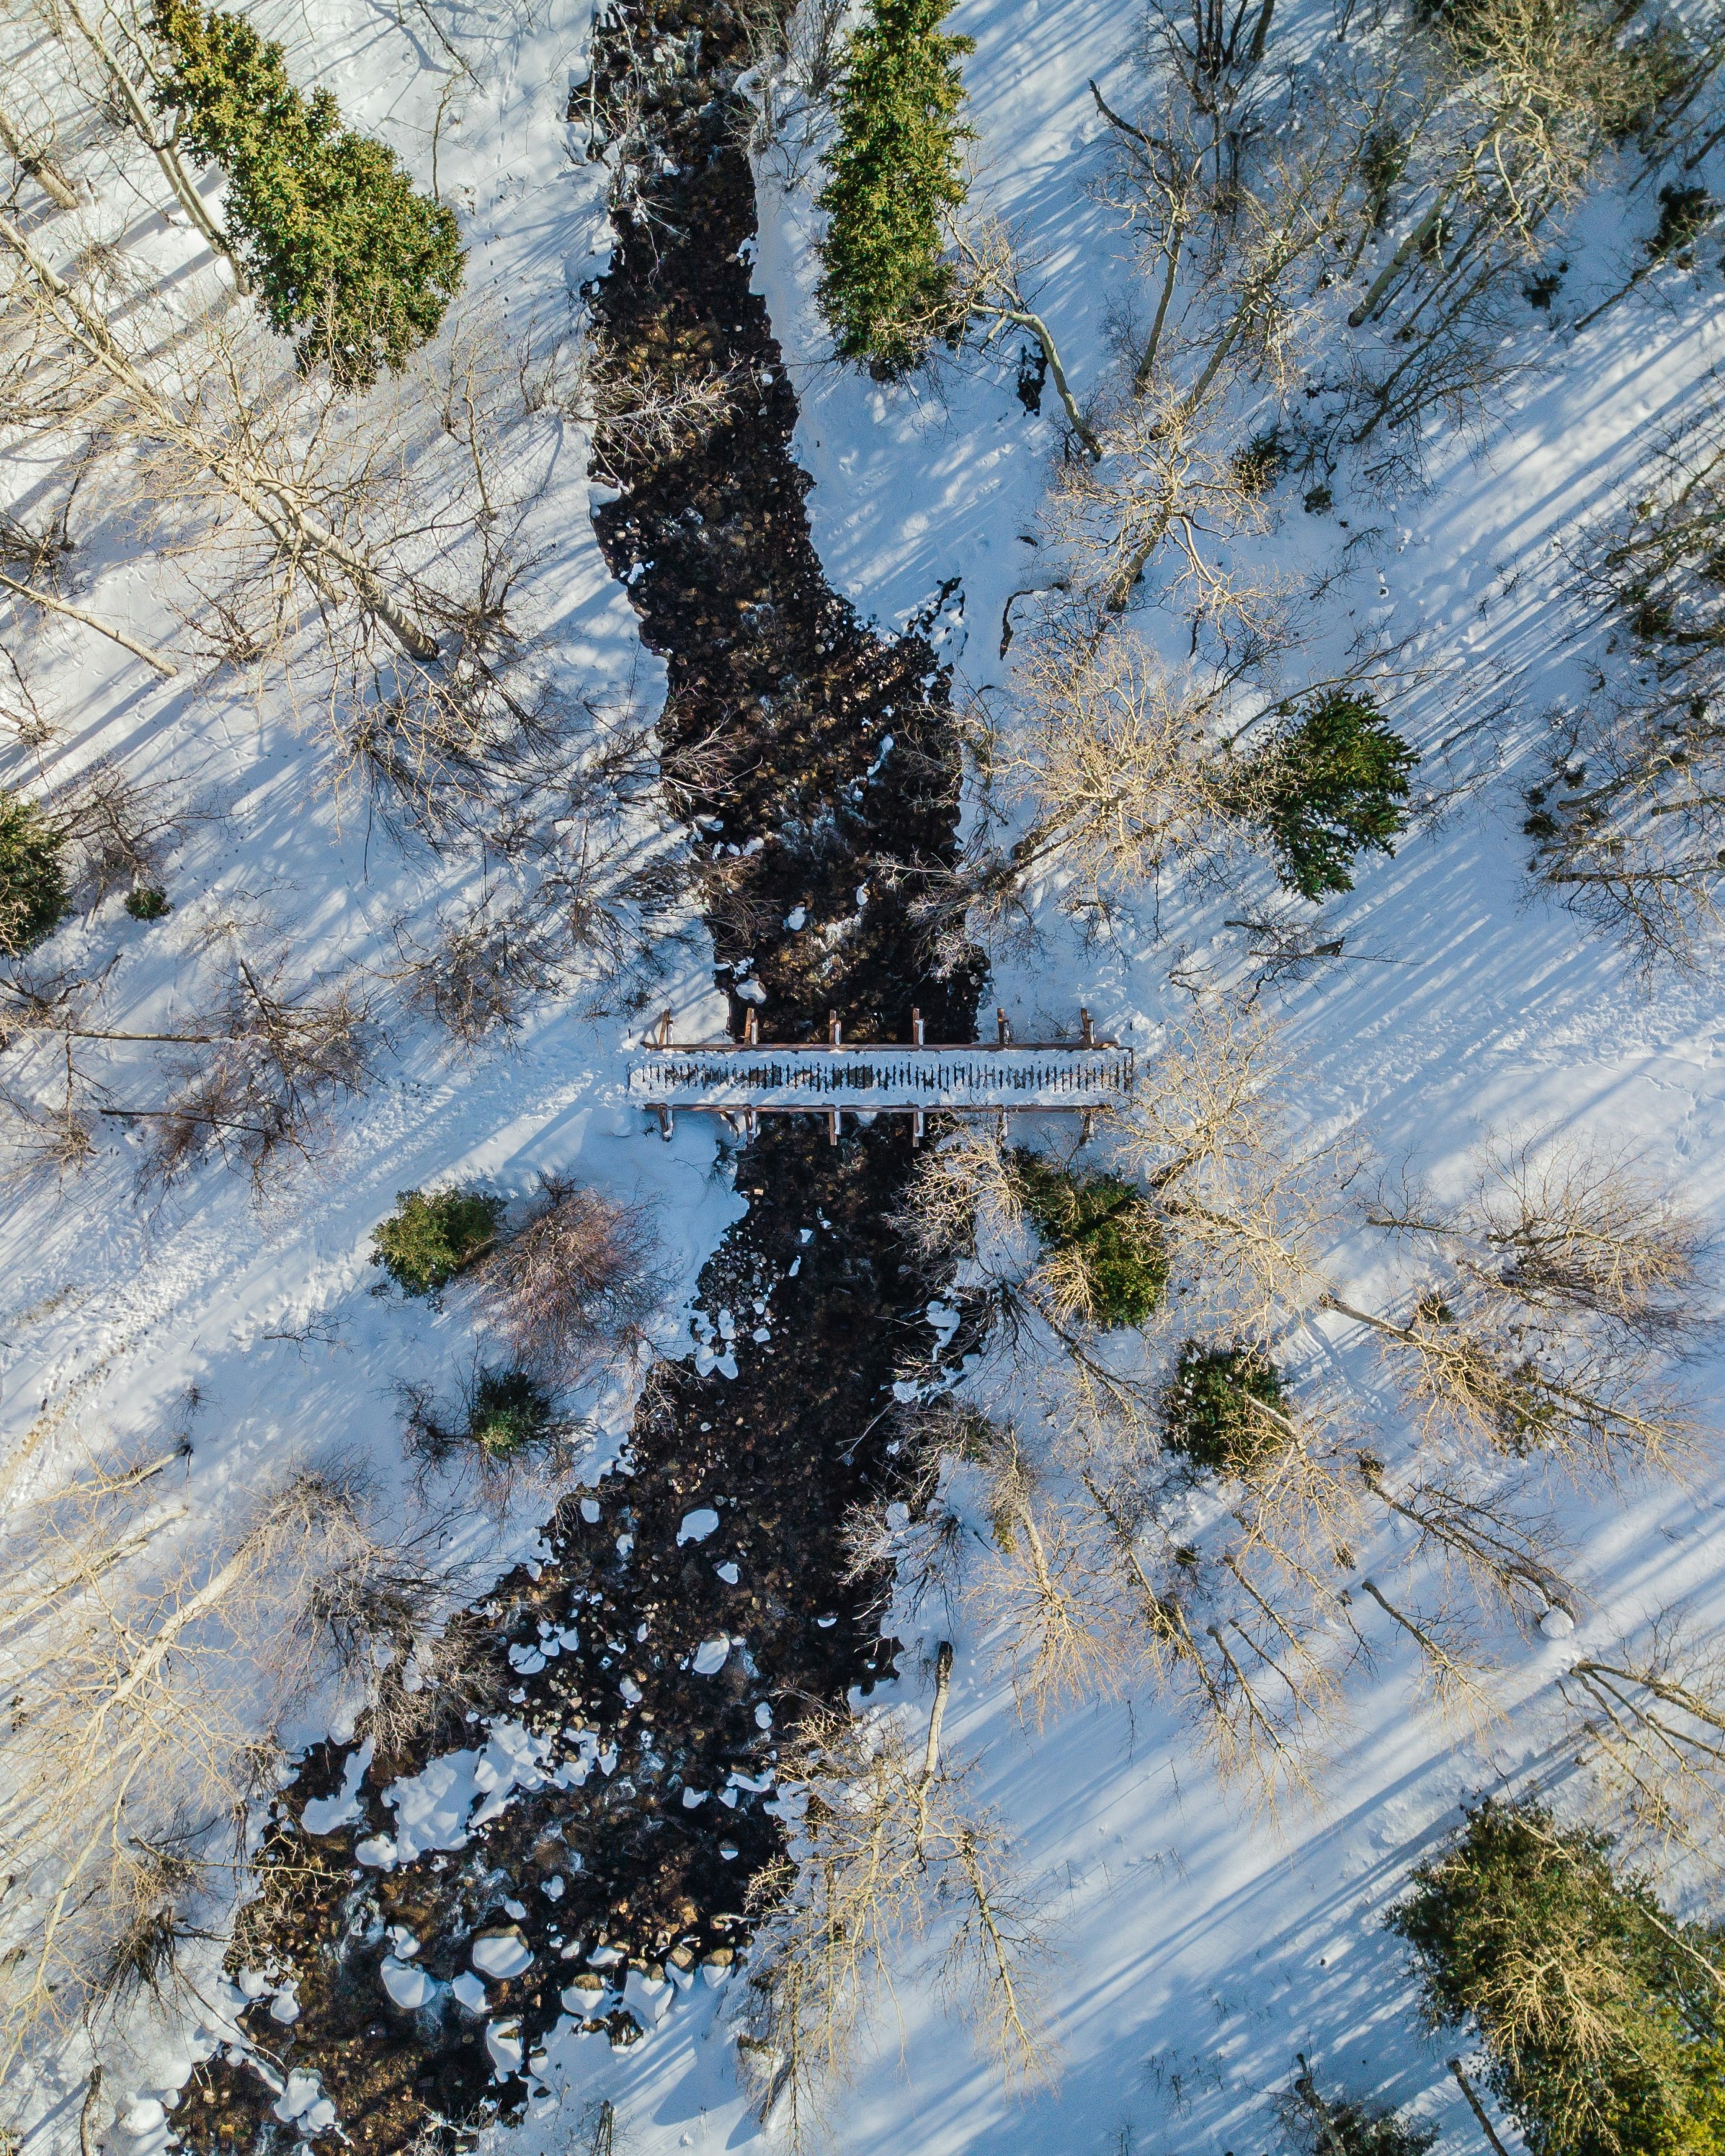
[814,0,974,378]
[146,960,373,1190]
[403,1366,569,1507]
[1389,1799,1725,2156]
[1286,2069,1437,2156]
[473,1177,661,1384]
[1159,1341,1288,1478]
[1236,692,1417,901]
[0,787,66,955]
[373,1186,504,1296]
[124,886,171,921]
[465,1368,555,1457]
[148,0,464,385]
[1012,1150,1167,1329]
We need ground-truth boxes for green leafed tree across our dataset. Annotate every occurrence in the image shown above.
[1390,1799,1725,2156]
[150,0,464,386]
[1160,1340,1288,1478]
[373,1186,504,1296]
[814,0,974,378]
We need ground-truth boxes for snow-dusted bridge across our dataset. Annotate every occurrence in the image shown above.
[630,1009,1135,1140]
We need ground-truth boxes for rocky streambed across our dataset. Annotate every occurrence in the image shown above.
[177,4,987,2152]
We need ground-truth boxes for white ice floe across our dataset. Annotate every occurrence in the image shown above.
[471,1930,533,1980]
[379,1957,437,2010]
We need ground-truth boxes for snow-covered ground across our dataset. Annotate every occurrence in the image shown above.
[0,0,741,1570]
[9,0,1725,2147]
[565,1,1725,2152]
[0,0,742,2133]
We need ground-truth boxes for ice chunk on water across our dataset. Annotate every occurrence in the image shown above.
[380,1957,437,2010]
[472,1930,533,1979]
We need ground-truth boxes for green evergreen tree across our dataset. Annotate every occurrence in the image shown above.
[465,1367,554,1457]
[151,0,464,386]
[1160,1341,1288,1477]
[1012,1151,1167,1328]
[372,1186,503,1295]
[814,0,974,378]
[1390,1800,1725,2156]
[0,788,66,957]
[1246,690,1418,900]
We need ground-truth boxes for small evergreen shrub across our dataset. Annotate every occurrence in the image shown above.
[1389,1800,1725,2156]
[125,886,171,922]
[401,1364,562,1486]
[465,1368,554,1458]
[1246,691,1418,899]
[814,0,974,378]
[373,1186,504,1296]
[1289,2070,1438,2156]
[1161,1340,1288,1476]
[151,0,464,385]
[1232,427,1291,496]
[0,788,66,956]
[1651,184,1715,260]
[1012,1151,1167,1328]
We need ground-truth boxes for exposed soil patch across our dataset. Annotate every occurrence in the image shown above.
[177,6,986,2151]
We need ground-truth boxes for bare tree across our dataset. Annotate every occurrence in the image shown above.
[733,0,850,188]
[1324,1141,1711,1476]
[134,956,375,1191]
[473,1177,664,1388]
[0,1461,450,2074]
[1560,1616,1725,1876]
[739,1656,1042,2146]
[1536,397,1725,968]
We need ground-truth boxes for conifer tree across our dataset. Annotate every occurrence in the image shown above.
[0,790,66,957]
[814,0,974,378]
[1391,1801,1725,2156]
[1243,691,1417,900]
[150,0,464,386]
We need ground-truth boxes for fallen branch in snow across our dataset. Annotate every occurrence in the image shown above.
[0,571,176,677]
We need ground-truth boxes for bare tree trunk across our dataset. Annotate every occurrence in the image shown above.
[973,303,1100,458]
[1349,196,1447,326]
[53,0,250,292]
[0,213,441,662]
[0,99,77,210]
[1448,2057,1515,2156]
[1133,223,1186,396]
[0,568,178,677]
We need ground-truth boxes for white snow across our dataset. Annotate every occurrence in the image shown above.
[14,0,1725,2140]
[674,1506,721,1544]
[379,1958,438,2011]
[471,1930,534,1981]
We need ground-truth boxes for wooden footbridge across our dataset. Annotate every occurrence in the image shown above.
[630,1007,1134,1142]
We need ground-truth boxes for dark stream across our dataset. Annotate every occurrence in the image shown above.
[179,4,984,2150]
